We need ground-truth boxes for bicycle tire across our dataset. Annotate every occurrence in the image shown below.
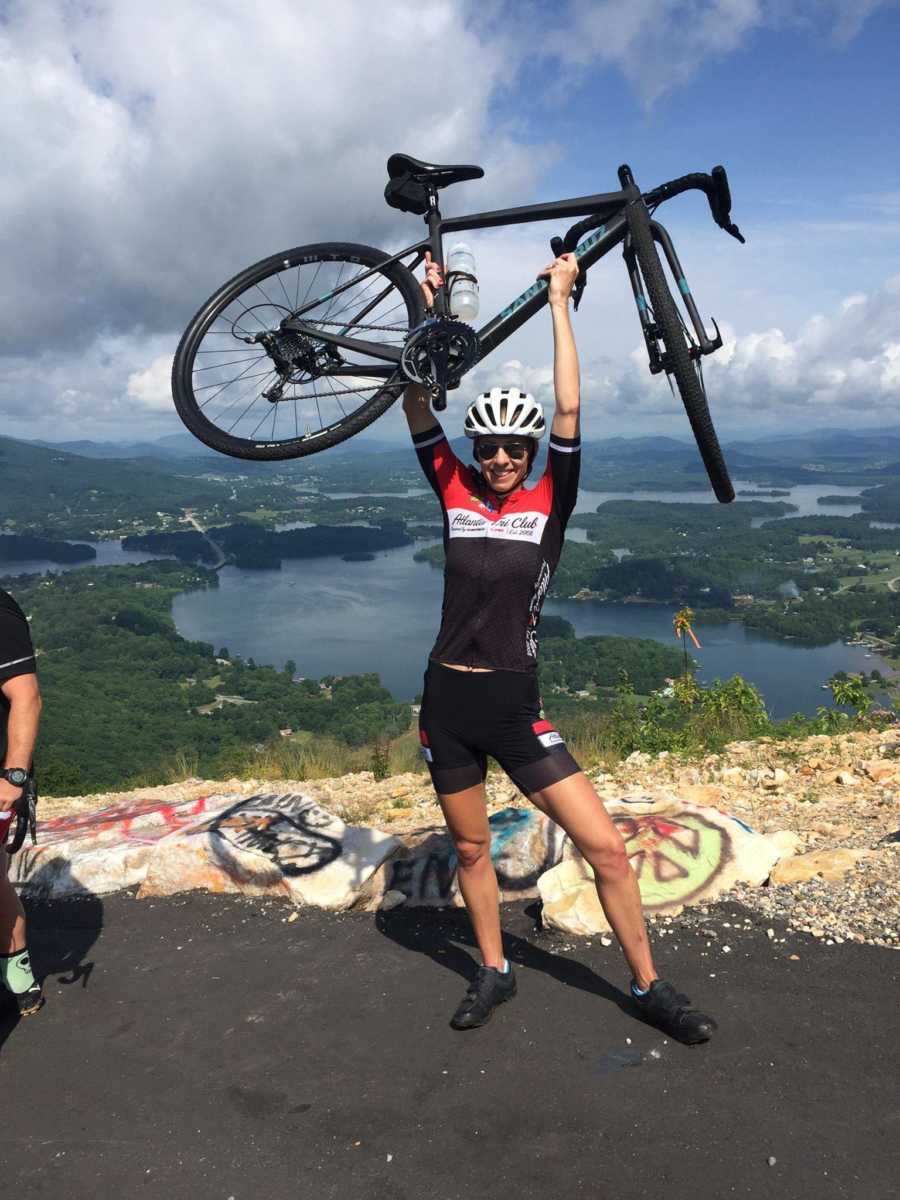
[626,206,735,502]
[172,242,425,461]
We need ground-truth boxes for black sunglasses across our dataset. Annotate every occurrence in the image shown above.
[475,440,530,462]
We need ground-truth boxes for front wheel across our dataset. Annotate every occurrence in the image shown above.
[172,242,425,460]
[626,208,735,502]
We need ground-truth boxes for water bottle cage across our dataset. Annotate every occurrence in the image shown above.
[445,270,478,290]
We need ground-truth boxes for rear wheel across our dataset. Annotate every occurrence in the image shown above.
[172,242,424,460]
[626,207,734,502]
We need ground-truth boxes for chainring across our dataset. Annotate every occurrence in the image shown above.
[400,316,480,392]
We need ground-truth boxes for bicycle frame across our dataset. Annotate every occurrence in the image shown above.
[283,173,720,377]
[282,186,639,375]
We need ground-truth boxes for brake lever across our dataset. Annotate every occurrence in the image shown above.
[723,220,746,244]
[550,236,587,309]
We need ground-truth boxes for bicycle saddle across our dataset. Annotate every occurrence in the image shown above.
[385,153,484,215]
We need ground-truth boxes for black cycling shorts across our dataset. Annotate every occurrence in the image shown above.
[418,660,582,797]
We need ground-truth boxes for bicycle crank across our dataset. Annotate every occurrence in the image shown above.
[400,316,480,410]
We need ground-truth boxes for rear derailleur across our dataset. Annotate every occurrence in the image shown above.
[256,328,343,403]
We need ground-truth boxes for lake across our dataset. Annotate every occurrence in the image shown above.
[5,478,892,716]
[171,540,890,717]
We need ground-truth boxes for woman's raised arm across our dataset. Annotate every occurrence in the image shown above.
[538,253,581,440]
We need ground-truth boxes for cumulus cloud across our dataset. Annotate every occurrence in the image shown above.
[0,0,892,442]
[0,0,540,356]
[578,273,900,430]
[127,356,175,412]
[710,274,900,413]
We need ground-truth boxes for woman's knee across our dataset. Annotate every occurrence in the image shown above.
[453,836,491,870]
[583,831,631,880]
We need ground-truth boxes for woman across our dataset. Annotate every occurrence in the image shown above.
[402,251,716,1043]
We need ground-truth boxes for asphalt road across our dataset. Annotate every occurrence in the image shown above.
[1,891,897,1200]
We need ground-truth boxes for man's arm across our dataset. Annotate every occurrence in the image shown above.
[0,674,41,813]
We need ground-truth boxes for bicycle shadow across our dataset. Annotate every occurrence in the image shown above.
[374,901,635,1019]
[1,857,104,1052]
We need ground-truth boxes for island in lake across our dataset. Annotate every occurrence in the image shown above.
[0,534,96,564]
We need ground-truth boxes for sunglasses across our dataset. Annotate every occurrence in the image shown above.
[475,440,530,462]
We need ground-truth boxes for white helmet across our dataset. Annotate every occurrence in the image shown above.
[464,387,546,440]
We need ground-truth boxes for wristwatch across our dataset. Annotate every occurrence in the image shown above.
[1,768,29,787]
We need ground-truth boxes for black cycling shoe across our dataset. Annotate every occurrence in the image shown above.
[450,965,517,1031]
[17,981,44,1017]
[632,979,717,1045]
[1,981,44,1018]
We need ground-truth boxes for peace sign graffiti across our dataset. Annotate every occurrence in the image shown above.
[613,811,731,909]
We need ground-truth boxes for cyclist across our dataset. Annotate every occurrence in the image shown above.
[402,251,716,1043]
[0,586,43,1017]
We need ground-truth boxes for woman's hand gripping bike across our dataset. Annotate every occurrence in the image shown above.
[172,154,745,501]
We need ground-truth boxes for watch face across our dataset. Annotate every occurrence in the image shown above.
[4,769,28,786]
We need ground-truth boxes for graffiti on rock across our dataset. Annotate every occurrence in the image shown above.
[204,793,343,878]
[613,811,731,909]
[389,807,564,904]
[33,796,219,849]
[389,842,458,904]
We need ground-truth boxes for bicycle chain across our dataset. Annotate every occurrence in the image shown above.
[299,318,410,333]
[274,379,405,402]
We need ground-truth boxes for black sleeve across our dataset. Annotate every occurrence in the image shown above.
[547,433,581,528]
[411,422,455,505]
[0,589,36,684]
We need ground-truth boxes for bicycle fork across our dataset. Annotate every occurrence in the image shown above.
[623,214,722,375]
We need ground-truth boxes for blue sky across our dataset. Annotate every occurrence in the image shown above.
[1,0,898,444]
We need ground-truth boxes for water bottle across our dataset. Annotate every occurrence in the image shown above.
[446,242,479,322]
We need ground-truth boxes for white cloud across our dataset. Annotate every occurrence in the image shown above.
[580,273,900,430]
[0,0,893,443]
[127,356,175,411]
[0,0,540,357]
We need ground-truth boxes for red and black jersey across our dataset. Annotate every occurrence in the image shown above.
[412,423,580,672]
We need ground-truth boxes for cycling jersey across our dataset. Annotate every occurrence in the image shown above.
[0,589,35,693]
[412,423,580,672]
[0,588,36,768]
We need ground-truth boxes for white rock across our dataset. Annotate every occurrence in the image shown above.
[10,793,235,898]
[139,792,402,909]
[539,798,780,936]
[766,829,803,859]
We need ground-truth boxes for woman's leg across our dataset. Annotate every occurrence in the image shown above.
[529,773,657,989]
[438,780,505,969]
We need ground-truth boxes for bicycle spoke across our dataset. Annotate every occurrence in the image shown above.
[196,365,273,397]
[298,260,322,311]
[181,249,415,449]
[210,368,278,426]
[320,262,347,324]
[322,373,347,418]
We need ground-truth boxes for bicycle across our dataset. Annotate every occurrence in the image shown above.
[172,155,745,502]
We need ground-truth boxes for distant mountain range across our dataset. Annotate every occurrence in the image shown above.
[30,425,900,462]
[28,431,409,461]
